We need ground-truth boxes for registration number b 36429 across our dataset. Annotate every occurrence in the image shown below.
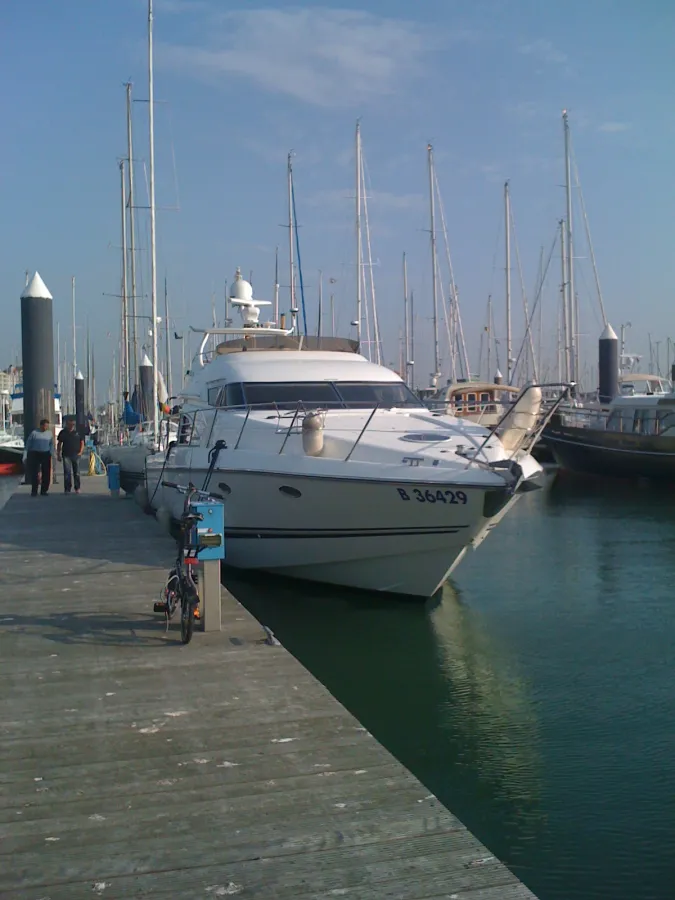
[397,488,468,504]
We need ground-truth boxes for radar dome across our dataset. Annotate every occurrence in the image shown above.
[230,267,253,303]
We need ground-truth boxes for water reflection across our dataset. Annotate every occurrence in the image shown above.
[228,566,546,887]
[430,585,544,835]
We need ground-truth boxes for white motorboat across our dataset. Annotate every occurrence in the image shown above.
[0,385,64,470]
[100,356,177,493]
[0,429,24,468]
[145,272,565,598]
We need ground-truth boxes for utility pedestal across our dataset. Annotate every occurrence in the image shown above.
[199,560,221,632]
[189,499,225,634]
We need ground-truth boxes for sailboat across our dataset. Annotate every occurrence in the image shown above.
[99,0,171,493]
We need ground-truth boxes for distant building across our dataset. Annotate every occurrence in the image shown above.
[0,366,21,395]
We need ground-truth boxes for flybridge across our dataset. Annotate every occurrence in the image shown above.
[190,268,359,368]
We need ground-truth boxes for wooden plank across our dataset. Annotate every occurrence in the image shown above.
[0,478,538,899]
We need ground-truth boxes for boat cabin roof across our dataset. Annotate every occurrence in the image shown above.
[196,348,403,388]
[215,335,359,354]
[445,381,520,398]
[611,392,675,409]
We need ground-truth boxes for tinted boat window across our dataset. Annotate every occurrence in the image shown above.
[334,382,422,408]
[241,382,341,410]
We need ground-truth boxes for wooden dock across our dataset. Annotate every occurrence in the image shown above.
[0,476,538,899]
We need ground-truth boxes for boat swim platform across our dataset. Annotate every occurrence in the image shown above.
[0,477,538,899]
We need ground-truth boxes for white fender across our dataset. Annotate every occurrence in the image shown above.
[302,411,325,457]
[498,386,542,452]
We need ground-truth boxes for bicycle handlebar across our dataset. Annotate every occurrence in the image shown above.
[161,480,222,502]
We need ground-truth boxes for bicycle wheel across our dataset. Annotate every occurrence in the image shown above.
[180,585,197,644]
[165,571,179,619]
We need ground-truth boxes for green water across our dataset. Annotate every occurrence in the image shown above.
[227,475,675,900]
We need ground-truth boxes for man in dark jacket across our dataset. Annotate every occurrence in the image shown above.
[56,419,85,494]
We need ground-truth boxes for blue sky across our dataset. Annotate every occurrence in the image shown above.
[1,0,674,392]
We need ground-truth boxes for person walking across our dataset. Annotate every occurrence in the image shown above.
[56,418,85,494]
[25,418,54,496]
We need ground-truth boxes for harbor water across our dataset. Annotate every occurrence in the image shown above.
[227,474,675,900]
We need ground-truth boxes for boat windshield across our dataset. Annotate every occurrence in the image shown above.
[238,381,422,410]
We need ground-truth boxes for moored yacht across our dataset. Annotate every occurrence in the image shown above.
[0,385,63,472]
[543,375,675,479]
[146,272,566,597]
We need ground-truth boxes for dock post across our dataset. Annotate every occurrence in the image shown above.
[199,559,222,632]
[20,272,55,441]
[75,370,85,437]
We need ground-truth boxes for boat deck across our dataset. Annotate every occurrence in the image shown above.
[0,476,538,898]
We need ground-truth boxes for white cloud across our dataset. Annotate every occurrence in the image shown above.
[597,121,632,133]
[518,39,567,65]
[157,7,437,107]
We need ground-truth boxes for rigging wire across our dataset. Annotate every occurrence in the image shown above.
[290,174,308,336]
[509,202,539,382]
[511,224,559,380]
[571,141,608,327]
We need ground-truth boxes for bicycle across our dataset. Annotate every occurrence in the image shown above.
[155,480,221,644]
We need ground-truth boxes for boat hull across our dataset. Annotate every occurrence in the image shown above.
[543,425,675,480]
[146,464,511,597]
[0,444,23,473]
[99,445,151,494]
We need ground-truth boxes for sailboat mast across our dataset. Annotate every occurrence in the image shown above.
[427,144,440,386]
[355,121,363,349]
[164,276,172,399]
[563,110,576,385]
[71,275,76,412]
[504,181,512,384]
[317,270,323,341]
[86,323,91,412]
[273,246,279,325]
[287,153,296,332]
[409,289,415,392]
[402,252,409,387]
[119,159,129,395]
[125,81,138,389]
[56,322,60,402]
[560,219,570,382]
[360,147,380,364]
[148,0,159,446]
[487,295,492,381]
